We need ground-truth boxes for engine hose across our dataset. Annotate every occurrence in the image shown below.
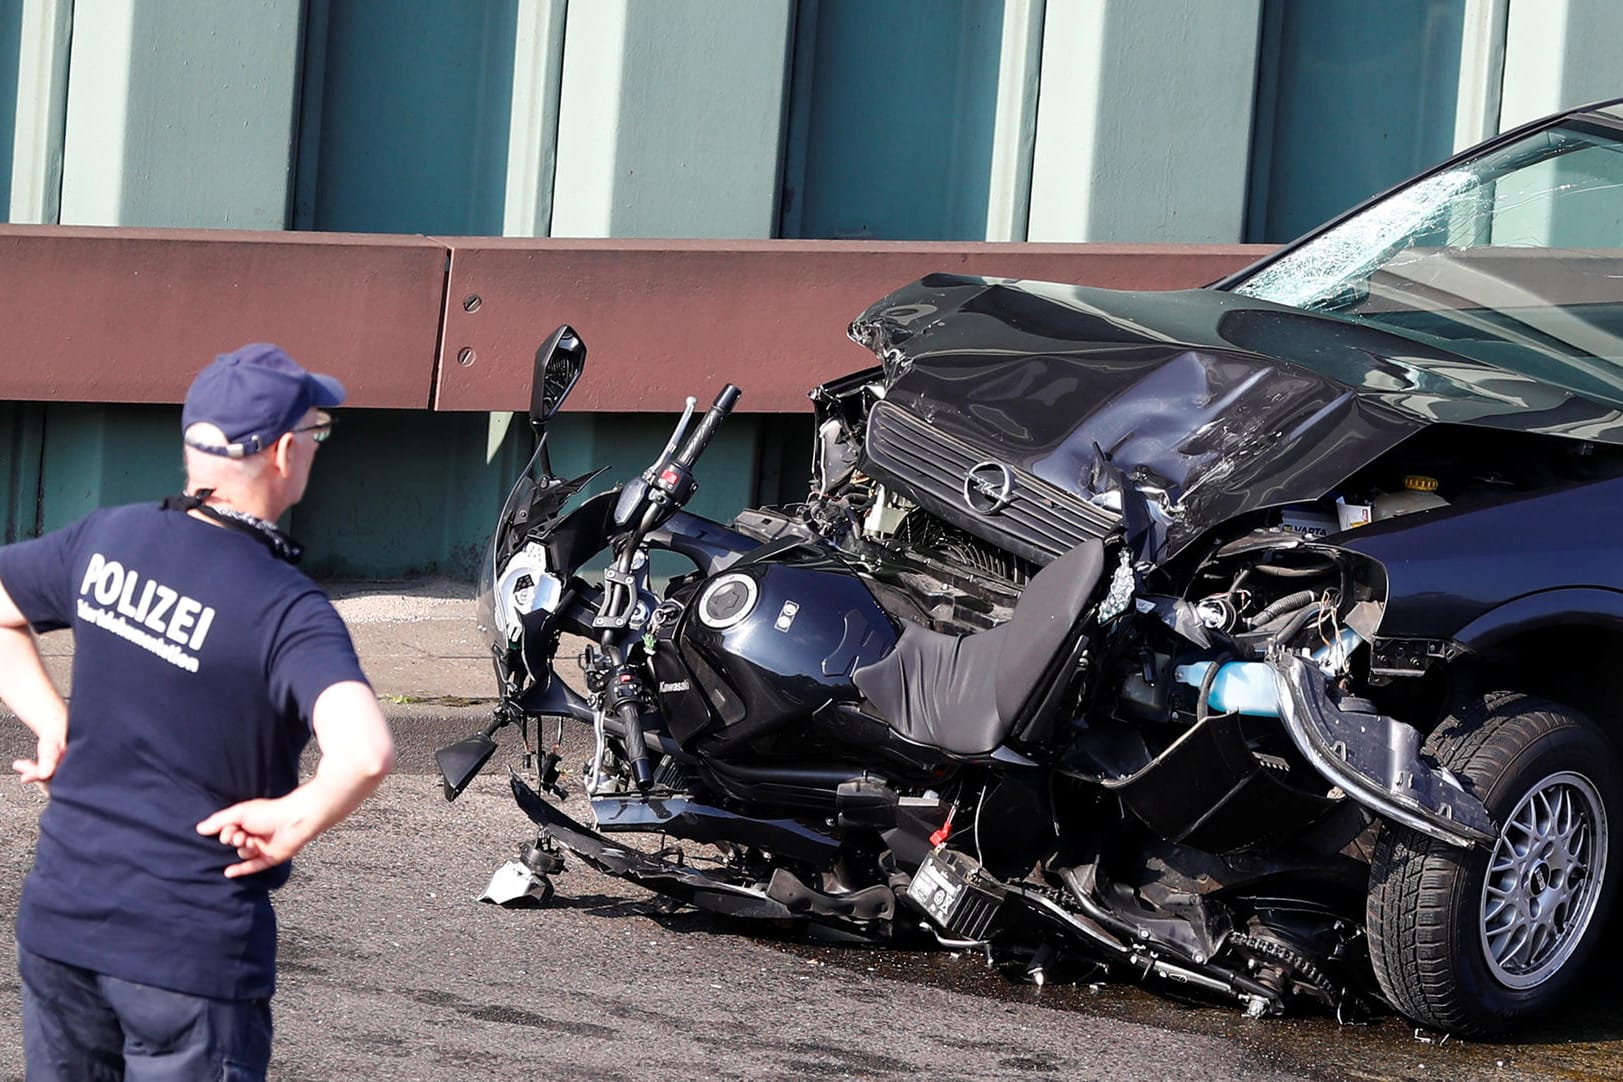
[1248,561,1335,578]
[1245,588,1318,628]
[1196,651,1234,723]
[1250,603,1312,635]
[1269,601,1328,647]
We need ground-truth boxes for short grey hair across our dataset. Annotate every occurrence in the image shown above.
[183,422,270,489]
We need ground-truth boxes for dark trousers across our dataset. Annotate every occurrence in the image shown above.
[18,945,273,1082]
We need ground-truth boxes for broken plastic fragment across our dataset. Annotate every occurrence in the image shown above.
[478,859,553,907]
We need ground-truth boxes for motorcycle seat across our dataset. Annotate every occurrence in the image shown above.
[852,539,1106,756]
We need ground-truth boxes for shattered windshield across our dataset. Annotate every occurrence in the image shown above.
[1229,112,1623,406]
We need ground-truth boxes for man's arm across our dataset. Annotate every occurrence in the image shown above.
[0,578,68,786]
[196,680,395,877]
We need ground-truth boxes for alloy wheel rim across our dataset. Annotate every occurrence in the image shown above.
[1479,771,1608,989]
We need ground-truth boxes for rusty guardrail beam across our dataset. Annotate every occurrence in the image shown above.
[0,227,1270,412]
[437,240,1272,413]
[0,226,446,408]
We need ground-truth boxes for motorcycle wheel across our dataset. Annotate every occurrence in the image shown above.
[1366,693,1620,1035]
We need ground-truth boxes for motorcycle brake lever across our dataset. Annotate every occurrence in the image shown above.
[656,397,699,463]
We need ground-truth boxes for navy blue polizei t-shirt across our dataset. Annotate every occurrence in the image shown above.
[0,502,368,1001]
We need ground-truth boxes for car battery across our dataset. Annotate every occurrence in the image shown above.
[906,847,1007,941]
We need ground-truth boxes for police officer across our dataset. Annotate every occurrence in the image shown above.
[0,343,395,1080]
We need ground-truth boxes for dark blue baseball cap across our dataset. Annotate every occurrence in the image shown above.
[182,343,346,458]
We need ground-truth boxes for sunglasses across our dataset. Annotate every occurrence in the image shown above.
[290,411,335,444]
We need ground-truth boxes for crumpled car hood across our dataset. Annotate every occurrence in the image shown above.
[849,274,1623,563]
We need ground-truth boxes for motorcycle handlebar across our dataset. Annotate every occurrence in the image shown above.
[618,700,654,789]
[599,384,739,629]
[673,385,741,469]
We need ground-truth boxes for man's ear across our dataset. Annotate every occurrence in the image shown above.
[271,433,297,477]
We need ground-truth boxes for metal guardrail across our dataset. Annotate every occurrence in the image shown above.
[0,227,1270,413]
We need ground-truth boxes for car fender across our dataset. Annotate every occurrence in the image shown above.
[1452,587,1623,657]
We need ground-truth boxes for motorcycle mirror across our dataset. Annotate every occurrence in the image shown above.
[435,733,500,802]
[531,324,587,424]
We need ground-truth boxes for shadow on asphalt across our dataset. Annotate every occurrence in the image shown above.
[517,871,1623,1079]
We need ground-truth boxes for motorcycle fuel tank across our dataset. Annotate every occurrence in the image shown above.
[662,542,898,749]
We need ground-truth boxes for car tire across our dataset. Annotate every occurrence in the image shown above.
[1366,692,1620,1034]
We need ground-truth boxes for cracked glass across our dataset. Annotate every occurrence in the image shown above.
[1230,114,1623,406]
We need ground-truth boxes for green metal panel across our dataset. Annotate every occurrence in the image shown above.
[0,1,20,214]
[25,404,524,577]
[1,403,45,542]
[290,409,813,579]
[781,0,1005,241]
[37,404,185,532]
[290,410,810,579]
[288,409,531,578]
[1027,0,1260,242]
[503,0,568,237]
[299,0,518,234]
[1246,0,1465,244]
[1501,0,1623,130]
[551,0,793,239]
[522,412,805,581]
[6,0,72,224]
[545,412,753,518]
[58,0,303,227]
[753,411,814,510]
[18,401,810,579]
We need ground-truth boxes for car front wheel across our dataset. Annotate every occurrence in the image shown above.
[1366,693,1620,1034]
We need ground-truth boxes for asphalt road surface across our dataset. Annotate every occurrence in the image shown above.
[5,722,1623,1081]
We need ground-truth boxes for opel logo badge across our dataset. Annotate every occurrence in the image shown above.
[963,461,1014,515]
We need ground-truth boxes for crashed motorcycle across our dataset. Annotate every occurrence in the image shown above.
[441,297,1616,1035]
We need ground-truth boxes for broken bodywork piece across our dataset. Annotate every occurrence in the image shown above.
[1269,652,1492,847]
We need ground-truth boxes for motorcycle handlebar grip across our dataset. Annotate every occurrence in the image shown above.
[712,384,742,413]
[673,384,741,468]
[618,701,655,790]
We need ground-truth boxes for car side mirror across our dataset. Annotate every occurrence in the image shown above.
[531,324,587,425]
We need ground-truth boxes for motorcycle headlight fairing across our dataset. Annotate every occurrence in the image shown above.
[493,542,564,644]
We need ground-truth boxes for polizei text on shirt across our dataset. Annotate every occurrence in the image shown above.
[76,553,216,672]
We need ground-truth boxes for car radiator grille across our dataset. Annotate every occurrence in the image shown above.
[862,401,1122,566]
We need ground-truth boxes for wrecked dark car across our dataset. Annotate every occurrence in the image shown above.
[824,97,1623,1029]
[445,98,1623,1036]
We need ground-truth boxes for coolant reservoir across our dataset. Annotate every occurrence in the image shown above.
[1173,660,1279,716]
[1173,629,1364,717]
[1372,475,1448,521]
